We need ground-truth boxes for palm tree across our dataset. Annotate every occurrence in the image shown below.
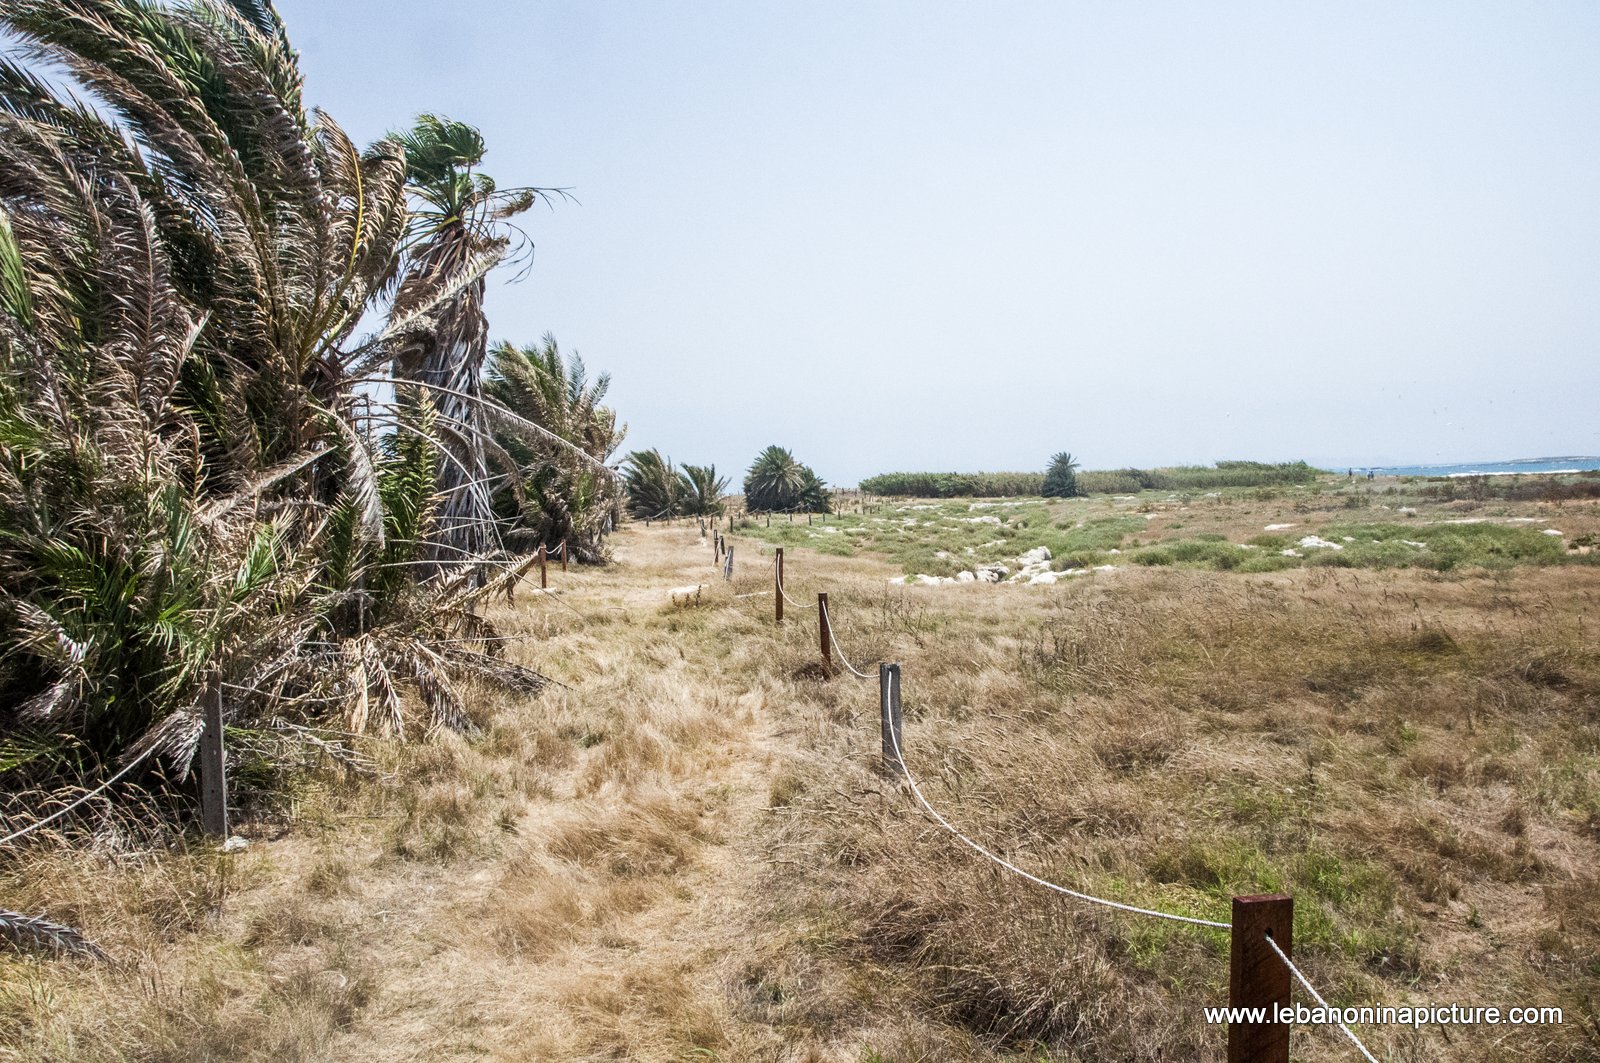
[0,0,553,807]
[484,334,625,561]
[797,467,833,513]
[744,446,805,512]
[1043,451,1082,498]
[622,449,682,520]
[388,114,560,569]
[678,464,729,516]
[744,445,830,513]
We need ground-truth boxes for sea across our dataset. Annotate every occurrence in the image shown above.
[1349,457,1600,478]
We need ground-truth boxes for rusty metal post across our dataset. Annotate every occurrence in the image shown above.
[818,593,832,676]
[775,547,784,624]
[1228,894,1294,1063]
[199,671,228,838]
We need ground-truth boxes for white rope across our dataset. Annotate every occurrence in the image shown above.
[887,699,1231,930]
[820,604,878,680]
[0,743,161,847]
[777,574,817,610]
[1263,934,1381,1062]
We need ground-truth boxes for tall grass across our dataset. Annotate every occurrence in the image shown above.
[858,472,1046,497]
[862,462,1324,497]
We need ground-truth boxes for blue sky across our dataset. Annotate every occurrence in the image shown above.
[280,1,1600,484]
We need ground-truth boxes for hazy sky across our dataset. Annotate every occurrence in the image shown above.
[281,1,1600,485]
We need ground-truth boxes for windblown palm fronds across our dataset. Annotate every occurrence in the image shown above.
[0,0,552,831]
[388,115,567,570]
[484,334,624,562]
[622,449,682,520]
[677,464,728,517]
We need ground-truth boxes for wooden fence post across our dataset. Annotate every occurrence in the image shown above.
[775,547,784,624]
[723,545,734,581]
[539,543,547,589]
[561,541,568,571]
[714,532,721,563]
[818,593,832,675]
[879,663,903,773]
[199,671,228,838]
[1228,894,1293,1063]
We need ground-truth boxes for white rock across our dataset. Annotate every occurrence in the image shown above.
[1543,528,1564,537]
[975,565,1008,583]
[1297,535,1343,551]
[1239,544,1259,550]
[1093,564,1117,573]
[1016,546,1052,566]
[888,576,908,585]
[934,550,953,559]
[1264,523,1296,531]
[1398,507,1417,515]
[1106,548,1121,555]
[668,584,704,599]
[222,836,250,853]
[1281,548,1301,557]
[960,515,1003,525]
[1028,572,1060,585]
[956,570,976,582]
[913,574,944,586]
[1401,540,1427,548]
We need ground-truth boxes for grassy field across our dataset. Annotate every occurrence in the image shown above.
[3,483,1598,1061]
[742,475,1599,579]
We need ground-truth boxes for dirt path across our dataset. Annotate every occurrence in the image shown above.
[311,524,811,1062]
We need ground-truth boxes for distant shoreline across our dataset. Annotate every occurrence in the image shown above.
[1350,457,1600,477]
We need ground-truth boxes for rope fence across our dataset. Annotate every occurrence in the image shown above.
[714,525,1395,1063]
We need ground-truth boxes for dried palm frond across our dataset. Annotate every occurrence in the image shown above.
[0,907,108,961]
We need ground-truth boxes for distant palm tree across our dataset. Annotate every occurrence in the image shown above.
[389,115,559,567]
[484,334,625,561]
[622,449,682,520]
[745,446,799,512]
[678,464,729,516]
[1043,451,1082,498]
[743,446,831,513]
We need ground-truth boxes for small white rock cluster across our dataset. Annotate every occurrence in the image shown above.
[889,545,1115,587]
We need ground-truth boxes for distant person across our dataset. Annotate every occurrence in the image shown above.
[1368,470,1375,481]
[1347,468,1353,479]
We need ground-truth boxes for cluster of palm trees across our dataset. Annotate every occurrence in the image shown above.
[0,0,621,813]
[620,445,831,518]
[621,450,728,520]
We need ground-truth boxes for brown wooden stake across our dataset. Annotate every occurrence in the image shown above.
[539,544,547,589]
[199,671,228,838]
[775,547,784,624]
[1228,894,1294,1063]
[879,663,903,774]
[818,592,832,676]
[561,541,568,571]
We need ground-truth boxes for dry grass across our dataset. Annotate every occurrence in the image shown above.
[2,507,1598,1061]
